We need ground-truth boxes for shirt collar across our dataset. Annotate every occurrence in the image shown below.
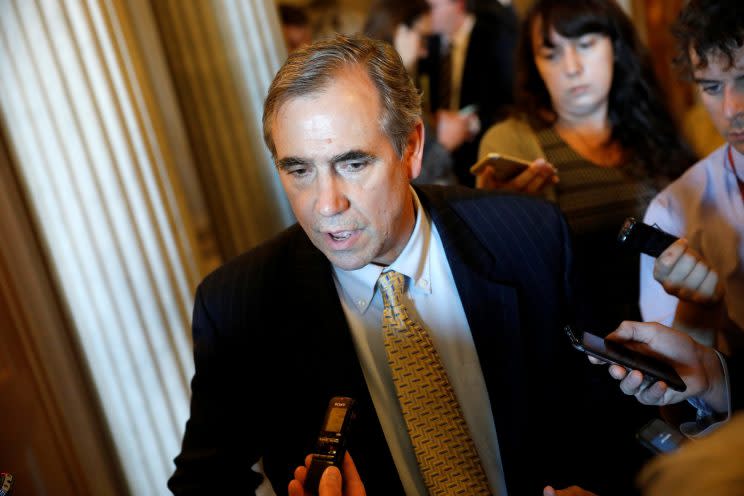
[731,144,744,173]
[333,187,432,313]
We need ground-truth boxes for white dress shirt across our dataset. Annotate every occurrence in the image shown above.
[639,144,744,331]
[333,188,507,496]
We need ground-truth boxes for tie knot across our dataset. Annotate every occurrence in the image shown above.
[378,270,406,308]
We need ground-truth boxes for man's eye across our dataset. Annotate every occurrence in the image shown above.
[287,167,309,176]
[701,83,722,95]
[340,161,368,172]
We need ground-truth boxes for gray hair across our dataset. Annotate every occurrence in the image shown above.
[262,34,422,159]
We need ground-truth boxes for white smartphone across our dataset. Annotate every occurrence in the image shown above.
[469,152,532,180]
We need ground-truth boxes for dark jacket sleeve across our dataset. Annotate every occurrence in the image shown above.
[168,281,265,494]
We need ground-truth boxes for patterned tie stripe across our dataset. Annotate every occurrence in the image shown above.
[379,271,491,495]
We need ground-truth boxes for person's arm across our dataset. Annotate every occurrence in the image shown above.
[168,285,264,494]
[288,453,366,496]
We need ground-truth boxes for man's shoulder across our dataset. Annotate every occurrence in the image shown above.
[197,223,317,294]
[418,184,564,232]
[653,145,727,206]
[419,183,557,208]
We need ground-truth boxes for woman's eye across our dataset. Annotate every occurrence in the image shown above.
[540,49,557,60]
[578,36,597,49]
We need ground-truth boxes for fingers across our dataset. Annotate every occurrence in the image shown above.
[507,159,557,192]
[295,465,308,485]
[476,166,498,189]
[654,239,722,303]
[544,486,557,496]
[289,461,310,496]
[288,479,306,496]
[608,364,628,380]
[318,466,342,496]
[606,320,659,345]
[587,356,606,365]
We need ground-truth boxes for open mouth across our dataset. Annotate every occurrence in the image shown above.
[329,231,353,241]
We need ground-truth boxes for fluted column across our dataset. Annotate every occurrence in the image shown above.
[151,0,294,260]
[0,0,204,494]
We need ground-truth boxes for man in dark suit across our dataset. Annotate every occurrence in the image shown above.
[169,34,645,496]
[423,0,518,186]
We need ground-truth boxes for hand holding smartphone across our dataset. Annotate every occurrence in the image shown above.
[565,326,686,392]
[470,152,532,180]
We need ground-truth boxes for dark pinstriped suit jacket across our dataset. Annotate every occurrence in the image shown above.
[168,185,643,496]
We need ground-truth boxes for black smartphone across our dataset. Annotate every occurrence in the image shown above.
[304,396,355,495]
[565,326,686,392]
[617,217,679,257]
[636,418,686,454]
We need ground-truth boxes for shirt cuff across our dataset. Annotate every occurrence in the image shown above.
[680,350,731,438]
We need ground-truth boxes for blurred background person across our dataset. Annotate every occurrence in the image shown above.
[363,0,460,185]
[279,3,314,52]
[421,0,519,186]
[477,0,694,332]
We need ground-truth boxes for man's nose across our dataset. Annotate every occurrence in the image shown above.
[316,175,350,217]
[723,83,744,121]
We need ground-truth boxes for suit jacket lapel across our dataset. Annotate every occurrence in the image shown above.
[285,230,404,492]
[417,186,529,490]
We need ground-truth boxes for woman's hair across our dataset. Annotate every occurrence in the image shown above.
[514,0,692,181]
[362,0,430,45]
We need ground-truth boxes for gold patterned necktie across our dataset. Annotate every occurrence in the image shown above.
[378,271,491,495]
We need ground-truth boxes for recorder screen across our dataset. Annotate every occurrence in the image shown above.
[324,406,347,433]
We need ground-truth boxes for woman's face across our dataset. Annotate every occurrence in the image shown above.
[531,17,614,120]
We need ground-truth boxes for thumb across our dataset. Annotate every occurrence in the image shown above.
[319,466,342,496]
[544,486,557,496]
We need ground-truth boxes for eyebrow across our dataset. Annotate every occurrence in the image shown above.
[693,78,720,85]
[275,150,376,170]
[275,156,311,171]
[330,150,376,164]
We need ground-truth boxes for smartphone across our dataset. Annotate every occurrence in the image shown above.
[469,152,531,179]
[304,396,355,495]
[617,217,679,257]
[636,418,686,454]
[565,326,686,392]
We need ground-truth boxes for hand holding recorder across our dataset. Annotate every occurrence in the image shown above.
[471,153,558,193]
[618,218,723,304]
[288,453,366,496]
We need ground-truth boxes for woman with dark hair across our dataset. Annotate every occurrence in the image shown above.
[477,0,694,331]
[363,0,471,185]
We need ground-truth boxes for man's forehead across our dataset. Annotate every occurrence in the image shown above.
[691,44,744,77]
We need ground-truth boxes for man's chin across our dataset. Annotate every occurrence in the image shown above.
[327,254,369,271]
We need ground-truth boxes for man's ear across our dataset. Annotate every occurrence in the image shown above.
[405,119,425,181]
